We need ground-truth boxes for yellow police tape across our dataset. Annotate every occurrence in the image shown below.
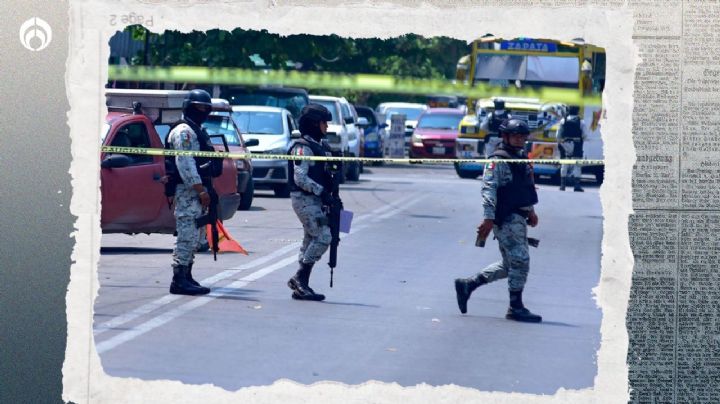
[107,66,602,107]
[101,146,605,165]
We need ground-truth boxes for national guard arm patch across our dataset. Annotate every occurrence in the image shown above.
[181,130,192,148]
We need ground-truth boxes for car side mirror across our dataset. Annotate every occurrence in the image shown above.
[101,154,132,169]
[344,116,354,125]
[291,129,301,139]
[356,117,369,127]
[244,138,260,147]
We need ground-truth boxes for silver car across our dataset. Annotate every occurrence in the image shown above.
[232,106,298,197]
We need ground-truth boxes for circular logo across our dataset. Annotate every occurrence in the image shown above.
[19,17,53,52]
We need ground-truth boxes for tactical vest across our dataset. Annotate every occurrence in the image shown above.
[491,146,539,225]
[164,119,223,197]
[287,136,333,194]
[561,116,582,139]
[487,111,510,136]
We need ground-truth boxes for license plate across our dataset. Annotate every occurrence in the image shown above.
[432,147,445,155]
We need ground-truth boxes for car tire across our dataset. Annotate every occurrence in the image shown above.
[273,182,291,198]
[338,164,347,184]
[347,161,360,182]
[454,163,482,179]
[238,177,254,210]
[594,166,605,184]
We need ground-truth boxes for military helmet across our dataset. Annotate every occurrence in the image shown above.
[299,103,332,124]
[182,89,212,114]
[493,99,506,110]
[499,118,530,135]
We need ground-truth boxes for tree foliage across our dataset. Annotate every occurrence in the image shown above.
[119,26,469,105]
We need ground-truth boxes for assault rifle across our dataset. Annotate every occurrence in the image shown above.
[325,157,344,287]
[195,185,220,261]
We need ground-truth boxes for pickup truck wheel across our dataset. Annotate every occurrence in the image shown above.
[273,182,291,198]
[238,177,254,210]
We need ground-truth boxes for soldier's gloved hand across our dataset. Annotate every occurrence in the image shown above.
[477,219,494,240]
[320,190,333,206]
[527,211,539,227]
[198,191,211,208]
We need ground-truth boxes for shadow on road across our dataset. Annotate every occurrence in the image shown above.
[539,320,580,328]
[321,301,381,308]
[101,247,173,254]
[408,214,449,220]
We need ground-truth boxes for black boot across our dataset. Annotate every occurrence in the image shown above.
[573,178,584,192]
[185,262,210,294]
[506,289,542,323]
[170,265,210,296]
[454,274,487,314]
[559,177,566,191]
[288,262,325,301]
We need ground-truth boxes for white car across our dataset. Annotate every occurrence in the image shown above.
[231,106,298,197]
[375,102,428,148]
[309,95,361,182]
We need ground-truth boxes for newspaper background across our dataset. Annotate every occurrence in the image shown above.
[61,0,706,403]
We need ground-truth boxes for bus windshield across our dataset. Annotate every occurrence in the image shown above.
[474,54,580,87]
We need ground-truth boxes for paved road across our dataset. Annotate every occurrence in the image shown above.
[95,164,602,394]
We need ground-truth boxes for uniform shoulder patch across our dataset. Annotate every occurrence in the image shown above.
[181,130,192,148]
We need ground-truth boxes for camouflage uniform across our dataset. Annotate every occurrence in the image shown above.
[557,116,588,190]
[477,158,534,291]
[168,123,204,267]
[290,139,331,264]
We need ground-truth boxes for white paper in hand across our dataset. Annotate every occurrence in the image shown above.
[339,210,353,233]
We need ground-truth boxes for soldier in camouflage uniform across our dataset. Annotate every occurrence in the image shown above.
[286,104,339,301]
[480,99,511,158]
[557,105,588,192]
[166,89,216,296]
[454,118,543,323]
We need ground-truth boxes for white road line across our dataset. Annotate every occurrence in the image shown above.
[93,243,302,336]
[95,191,423,350]
[95,255,299,354]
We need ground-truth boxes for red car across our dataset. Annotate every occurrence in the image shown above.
[101,104,240,235]
[408,108,465,159]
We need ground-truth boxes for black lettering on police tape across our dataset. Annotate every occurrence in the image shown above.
[100,146,603,165]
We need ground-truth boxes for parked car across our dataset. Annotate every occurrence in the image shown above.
[337,97,364,177]
[309,95,361,182]
[221,86,309,125]
[375,102,427,148]
[232,105,298,197]
[101,89,240,234]
[409,108,465,160]
[354,105,388,164]
[203,99,259,210]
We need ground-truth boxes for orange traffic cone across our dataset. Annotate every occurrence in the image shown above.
[206,220,248,255]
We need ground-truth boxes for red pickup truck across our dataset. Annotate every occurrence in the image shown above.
[101,90,242,234]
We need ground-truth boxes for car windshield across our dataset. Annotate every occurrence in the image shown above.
[224,91,307,119]
[356,109,377,125]
[232,111,284,135]
[386,107,424,120]
[311,100,341,124]
[203,116,241,145]
[417,114,464,130]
